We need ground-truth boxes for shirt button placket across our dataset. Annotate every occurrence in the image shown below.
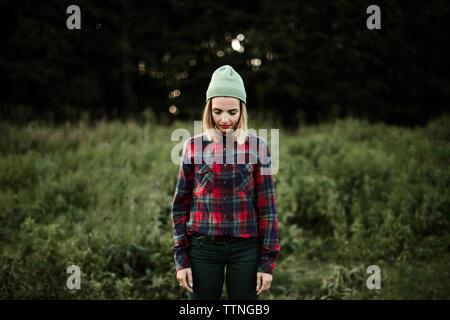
[222,146,229,241]
[223,147,228,167]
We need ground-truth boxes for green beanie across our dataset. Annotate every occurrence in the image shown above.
[206,65,246,104]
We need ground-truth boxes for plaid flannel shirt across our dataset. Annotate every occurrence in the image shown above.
[171,131,280,274]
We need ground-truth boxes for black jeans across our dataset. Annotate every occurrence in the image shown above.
[187,236,260,300]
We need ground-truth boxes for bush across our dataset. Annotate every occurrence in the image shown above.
[1,116,449,299]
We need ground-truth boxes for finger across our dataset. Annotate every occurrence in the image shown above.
[256,274,262,291]
[186,270,194,293]
[179,276,187,291]
[179,272,190,292]
[263,278,272,291]
[258,277,272,295]
[257,283,265,295]
[257,275,264,294]
[176,276,183,288]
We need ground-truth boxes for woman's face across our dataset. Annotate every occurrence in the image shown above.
[211,97,241,134]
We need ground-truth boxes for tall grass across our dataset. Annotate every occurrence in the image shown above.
[0,114,449,299]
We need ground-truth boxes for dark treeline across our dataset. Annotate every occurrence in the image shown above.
[1,0,449,127]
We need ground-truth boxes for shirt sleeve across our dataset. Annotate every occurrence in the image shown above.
[171,139,194,271]
[254,139,281,274]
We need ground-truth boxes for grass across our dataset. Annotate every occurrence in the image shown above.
[0,113,449,299]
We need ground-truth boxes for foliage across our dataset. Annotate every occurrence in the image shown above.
[2,1,449,126]
[0,115,449,299]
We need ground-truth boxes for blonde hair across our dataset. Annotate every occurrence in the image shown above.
[202,98,248,145]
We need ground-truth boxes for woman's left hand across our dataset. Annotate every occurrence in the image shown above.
[256,272,273,295]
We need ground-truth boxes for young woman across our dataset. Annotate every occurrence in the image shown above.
[171,65,280,300]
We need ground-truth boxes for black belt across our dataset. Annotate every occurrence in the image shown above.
[192,235,238,243]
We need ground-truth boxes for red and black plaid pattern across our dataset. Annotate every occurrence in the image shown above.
[171,132,280,274]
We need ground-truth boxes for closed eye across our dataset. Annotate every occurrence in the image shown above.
[213,110,238,115]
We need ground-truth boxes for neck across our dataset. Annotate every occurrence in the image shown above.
[214,128,233,143]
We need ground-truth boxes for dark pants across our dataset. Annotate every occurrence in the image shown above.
[187,236,260,300]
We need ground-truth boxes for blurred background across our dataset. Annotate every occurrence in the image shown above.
[0,0,449,299]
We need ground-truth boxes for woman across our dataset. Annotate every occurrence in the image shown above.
[171,65,280,300]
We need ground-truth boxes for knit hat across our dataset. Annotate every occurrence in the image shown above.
[206,65,246,103]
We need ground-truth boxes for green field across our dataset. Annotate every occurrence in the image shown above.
[1,114,449,299]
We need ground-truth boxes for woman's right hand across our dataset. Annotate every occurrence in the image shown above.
[176,268,193,293]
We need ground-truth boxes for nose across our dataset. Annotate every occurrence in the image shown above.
[220,115,230,124]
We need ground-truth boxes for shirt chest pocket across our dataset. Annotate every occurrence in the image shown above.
[194,164,213,196]
[233,163,254,193]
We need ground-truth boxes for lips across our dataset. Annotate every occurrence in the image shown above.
[220,125,230,129]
